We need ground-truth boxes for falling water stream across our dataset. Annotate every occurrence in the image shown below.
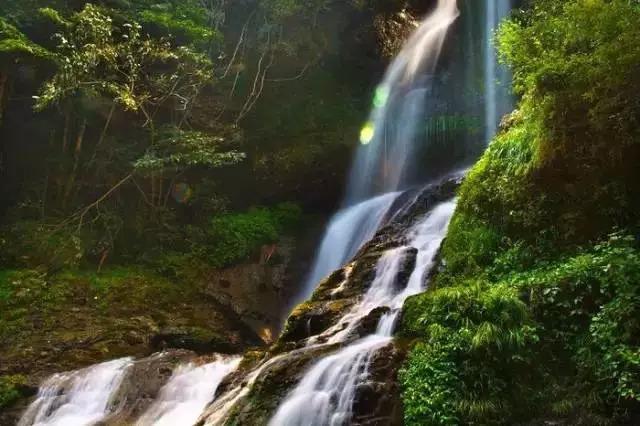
[485,0,514,143]
[18,356,239,426]
[294,191,402,308]
[136,356,241,426]
[293,0,460,309]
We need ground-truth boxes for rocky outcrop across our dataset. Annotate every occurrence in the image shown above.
[215,344,340,426]
[198,175,461,425]
[0,268,265,423]
[352,342,406,426]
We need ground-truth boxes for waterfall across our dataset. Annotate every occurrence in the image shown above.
[136,355,241,426]
[269,201,456,426]
[18,358,134,426]
[346,0,460,203]
[484,0,514,143]
[291,0,460,309]
[293,191,401,307]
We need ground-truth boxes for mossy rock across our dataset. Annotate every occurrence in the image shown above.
[278,298,353,344]
[0,267,262,408]
[224,344,340,425]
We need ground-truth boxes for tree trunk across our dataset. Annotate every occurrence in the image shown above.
[0,72,9,178]
[63,119,87,209]
[0,72,8,125]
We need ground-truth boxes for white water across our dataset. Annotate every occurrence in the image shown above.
[295,191,401,305]
[269,200,456,426]
[136,355,240,426]
[345,0,460,203]
[484,0,513,143]
[18,358,133,426]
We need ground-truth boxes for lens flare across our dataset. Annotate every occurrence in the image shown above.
[172,183,193,204]
[360,122,375,145]
[373,85,390,109]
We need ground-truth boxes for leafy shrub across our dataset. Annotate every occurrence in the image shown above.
[136,0,221,46]
[402,233,640,425]
[206,203,301,268]
[515,234,640,413]
[400,340,460,425]
[401,283,539,425]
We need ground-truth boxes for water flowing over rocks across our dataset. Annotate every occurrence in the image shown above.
[196,174,460,426]
[16,351,242,426]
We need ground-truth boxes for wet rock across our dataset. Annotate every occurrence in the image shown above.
[393,247,418,292]
[151,326,239,354]
[198,179,461,425]
[352,342,406,426]
[220,344,340,426]
[278,298,352,344]
[354,307,392,337]
[107,350,198,424]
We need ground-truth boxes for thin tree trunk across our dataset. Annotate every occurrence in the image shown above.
[89,102,115,166]
[0,72,9,179]
[0,72,8,125]
[62,106,71,153]
[63,119,87,209]
[97,250,109,273]
[57,107,72,201]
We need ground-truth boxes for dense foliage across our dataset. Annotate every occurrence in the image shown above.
[401,0,640,424]
[0,0,395,272]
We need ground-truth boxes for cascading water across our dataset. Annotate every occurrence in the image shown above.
[484,0,514,143]
[269,201,456,426]
[294,191,401,306]
[18,358,134,426]
[136,356,241,426]
[291,0,460,308]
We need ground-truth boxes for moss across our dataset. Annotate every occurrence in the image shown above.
[0,267,259,384]
[278,298,352,344]
[225,344,339,425]
[0,375,27,409]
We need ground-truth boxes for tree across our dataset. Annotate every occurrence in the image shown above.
[35,4,244,218]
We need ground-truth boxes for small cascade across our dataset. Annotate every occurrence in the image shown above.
[136,355,240,426]
[294,191,402,307]
[268,200,456,426]
[18,358,134,426]
[484,0,514,143]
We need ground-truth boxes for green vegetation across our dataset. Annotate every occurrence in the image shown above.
[206,203,302,268]
[0,0,394,273]
[0,375,26,409]
[402,236,640,424]
[400,1,640,424]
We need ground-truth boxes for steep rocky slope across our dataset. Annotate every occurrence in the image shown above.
[193,174,460,425]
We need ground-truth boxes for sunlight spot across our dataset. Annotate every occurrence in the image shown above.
[360,122,375,145]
